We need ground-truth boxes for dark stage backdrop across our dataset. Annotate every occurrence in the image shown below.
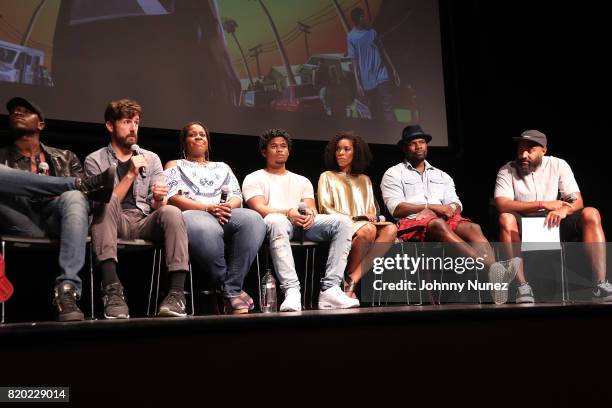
[1,0,610,236]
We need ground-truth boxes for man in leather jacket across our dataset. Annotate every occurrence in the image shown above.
[0,97,114,321]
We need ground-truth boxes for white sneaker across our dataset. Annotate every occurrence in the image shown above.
[488,262,509,304]
[280,287,302,312]
[318,285,360,309]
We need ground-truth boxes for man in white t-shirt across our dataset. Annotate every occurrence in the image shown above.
[243,129,358,311]
[494,129,611,302]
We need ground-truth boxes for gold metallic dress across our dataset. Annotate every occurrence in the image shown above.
[317,171,392,235]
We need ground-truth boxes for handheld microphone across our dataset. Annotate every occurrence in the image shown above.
[352,215,386,222]
[298,203,308,216]
[220,185,230,203]
[37,162,49,175]
[297,203,308,243]
[130,144,147,178]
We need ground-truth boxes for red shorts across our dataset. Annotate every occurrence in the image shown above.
[397,214,472,242]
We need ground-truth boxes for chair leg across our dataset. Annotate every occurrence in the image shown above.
[475,259,482,304]
[256,252,262,311]
[88,242,95,320]
[416,244,423,305]
[147,249,157,317]
[375,250,383,306]
[560,243,567,303]
[311,248,316,309]
[188,262,195,316]
[400,242,410,305]
[154,248,162,315]
[303,249,309,309]
[438,247,445,304]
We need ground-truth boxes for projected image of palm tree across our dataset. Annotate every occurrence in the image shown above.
[222,17,254,88]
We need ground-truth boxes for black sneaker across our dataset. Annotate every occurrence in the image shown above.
[76,165,116,203]
[53,283,85,322]
[158,289,187,317]
[102,282,130,319]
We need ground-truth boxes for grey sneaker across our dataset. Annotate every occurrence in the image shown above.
[516,283,535,303]
[53,283,85,322]
[102,282,130,319]
[592,281,612,302]
[158,289,187,317]
[488,262,509,304]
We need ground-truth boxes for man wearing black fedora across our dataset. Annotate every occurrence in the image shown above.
[495,129,611,303]
[381,125,518,304]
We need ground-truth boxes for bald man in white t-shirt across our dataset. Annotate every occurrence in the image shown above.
[494,129,610,302]
[243,129,359,312]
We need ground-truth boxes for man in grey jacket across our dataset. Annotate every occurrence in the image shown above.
[85,99,189,318]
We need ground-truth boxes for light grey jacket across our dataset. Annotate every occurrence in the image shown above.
[85,143,165,215]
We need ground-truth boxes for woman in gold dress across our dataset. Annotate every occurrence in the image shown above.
[318,131,397,299]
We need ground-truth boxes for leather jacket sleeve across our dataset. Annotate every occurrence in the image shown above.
[43,145,84,179]
[66,150,85,179]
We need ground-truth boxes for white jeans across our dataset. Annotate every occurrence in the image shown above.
[264,213,353,292]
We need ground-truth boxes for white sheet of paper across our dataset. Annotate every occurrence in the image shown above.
[521,217,561,251]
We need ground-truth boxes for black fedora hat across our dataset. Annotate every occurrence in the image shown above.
[397,125,432,147]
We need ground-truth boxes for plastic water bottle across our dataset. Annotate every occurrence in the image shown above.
[261,269,277,313]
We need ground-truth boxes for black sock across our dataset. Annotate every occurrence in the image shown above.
[169,271,187,292]
[99,260,120,288]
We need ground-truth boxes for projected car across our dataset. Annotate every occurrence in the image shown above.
[240,89,280,108]
[270,84,325,114]
[300,54,352,83]
[0,40,53,86]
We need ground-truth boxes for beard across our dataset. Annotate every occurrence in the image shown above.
[115,132,138,149]
[517,155,543,175]
[405,151,426,166]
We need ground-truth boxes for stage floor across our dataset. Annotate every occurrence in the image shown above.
[2,302,612,337]
[3,302,612,406]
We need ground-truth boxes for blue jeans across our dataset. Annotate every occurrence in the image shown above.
[0,164,77,197]
[264,213,353,292]
[183,208,266,297]
[0,191,90,294]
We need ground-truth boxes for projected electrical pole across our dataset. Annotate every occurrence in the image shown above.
[21,0,48,46]
[331,0,350,34]
[297,21,311,60]
[248,44,263,79]
[252,0,296,87]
